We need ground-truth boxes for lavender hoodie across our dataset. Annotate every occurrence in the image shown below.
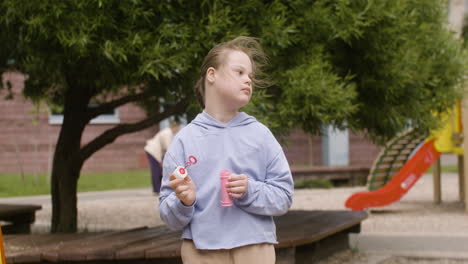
[159,111,294,250]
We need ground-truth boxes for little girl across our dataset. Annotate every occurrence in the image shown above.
[159,36,294,264]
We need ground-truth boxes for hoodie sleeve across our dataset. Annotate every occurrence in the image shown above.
[159,151,195,230]
[233,130,294,216]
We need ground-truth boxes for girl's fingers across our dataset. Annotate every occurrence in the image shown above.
[184,175,193,183]
[169,180,181,189]
[178,190,187,198]
[175,185,189,194]
[228,174,248,187]
[228,181,246,188]
[229,174,247,181]
[229,192,244,199]
[169,176,187,189]
[229,186,246,193]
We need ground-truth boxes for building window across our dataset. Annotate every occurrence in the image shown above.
[48,104,120,125]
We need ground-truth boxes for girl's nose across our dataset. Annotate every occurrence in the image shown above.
[245,77,252,86]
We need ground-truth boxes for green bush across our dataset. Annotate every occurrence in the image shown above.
[294,178,334,189]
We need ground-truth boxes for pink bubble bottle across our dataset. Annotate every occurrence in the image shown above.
[220,169,233,207]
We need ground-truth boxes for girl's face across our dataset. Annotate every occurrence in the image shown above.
[212,50,253,109]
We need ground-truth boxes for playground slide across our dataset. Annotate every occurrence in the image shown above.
[345,140,440,211]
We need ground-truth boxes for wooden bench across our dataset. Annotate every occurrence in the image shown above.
[4,210,367,264]
[0,204,42,234]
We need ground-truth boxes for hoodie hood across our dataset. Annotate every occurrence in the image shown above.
[191,111,257,129]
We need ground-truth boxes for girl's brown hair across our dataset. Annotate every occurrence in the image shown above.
[194,36,269,108]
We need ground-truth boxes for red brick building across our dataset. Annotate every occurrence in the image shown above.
[0,72,380,174]
[283,130,381,168]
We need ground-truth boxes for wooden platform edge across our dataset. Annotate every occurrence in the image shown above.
[275,210,368,264]
[4,210,368,264]
[275,210,367,249]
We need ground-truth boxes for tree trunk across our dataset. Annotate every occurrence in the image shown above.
[51,154,81,233]
[50,117,87,232]
[50,83,90,233]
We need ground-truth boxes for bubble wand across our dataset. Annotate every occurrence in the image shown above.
[173,156,197,179]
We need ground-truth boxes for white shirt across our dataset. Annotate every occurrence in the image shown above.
[144,128,174,163]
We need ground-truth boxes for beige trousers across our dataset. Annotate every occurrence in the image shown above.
[181,239,276,264]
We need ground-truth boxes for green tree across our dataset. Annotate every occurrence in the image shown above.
[0,0,465,233]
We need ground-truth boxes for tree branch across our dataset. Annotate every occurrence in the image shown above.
[79,97,189,163]
[86,91,152,120]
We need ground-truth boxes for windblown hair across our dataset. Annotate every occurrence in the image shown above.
[194,36,269,108]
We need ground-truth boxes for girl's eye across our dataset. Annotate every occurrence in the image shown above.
[239,71,243,75]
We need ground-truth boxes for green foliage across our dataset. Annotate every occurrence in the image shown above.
[238,0,465,143]
[267,0,466,143]
[0,171,151,197]
[338,0,466,143]
[0,0,465,142]
[294,178,334,189]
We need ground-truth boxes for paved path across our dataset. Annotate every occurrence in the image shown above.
[0,188,153,206]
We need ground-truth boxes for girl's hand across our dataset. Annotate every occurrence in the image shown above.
[169,174,196,206]
[227,173,248,199]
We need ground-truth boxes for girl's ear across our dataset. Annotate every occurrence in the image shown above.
[206,67,216,83]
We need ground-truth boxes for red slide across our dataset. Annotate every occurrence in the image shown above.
[345,140,440,211]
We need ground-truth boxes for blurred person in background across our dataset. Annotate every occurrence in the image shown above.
[145,120,181,194]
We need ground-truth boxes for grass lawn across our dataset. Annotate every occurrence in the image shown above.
[0,165,458,198]
[0,170,151,197]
